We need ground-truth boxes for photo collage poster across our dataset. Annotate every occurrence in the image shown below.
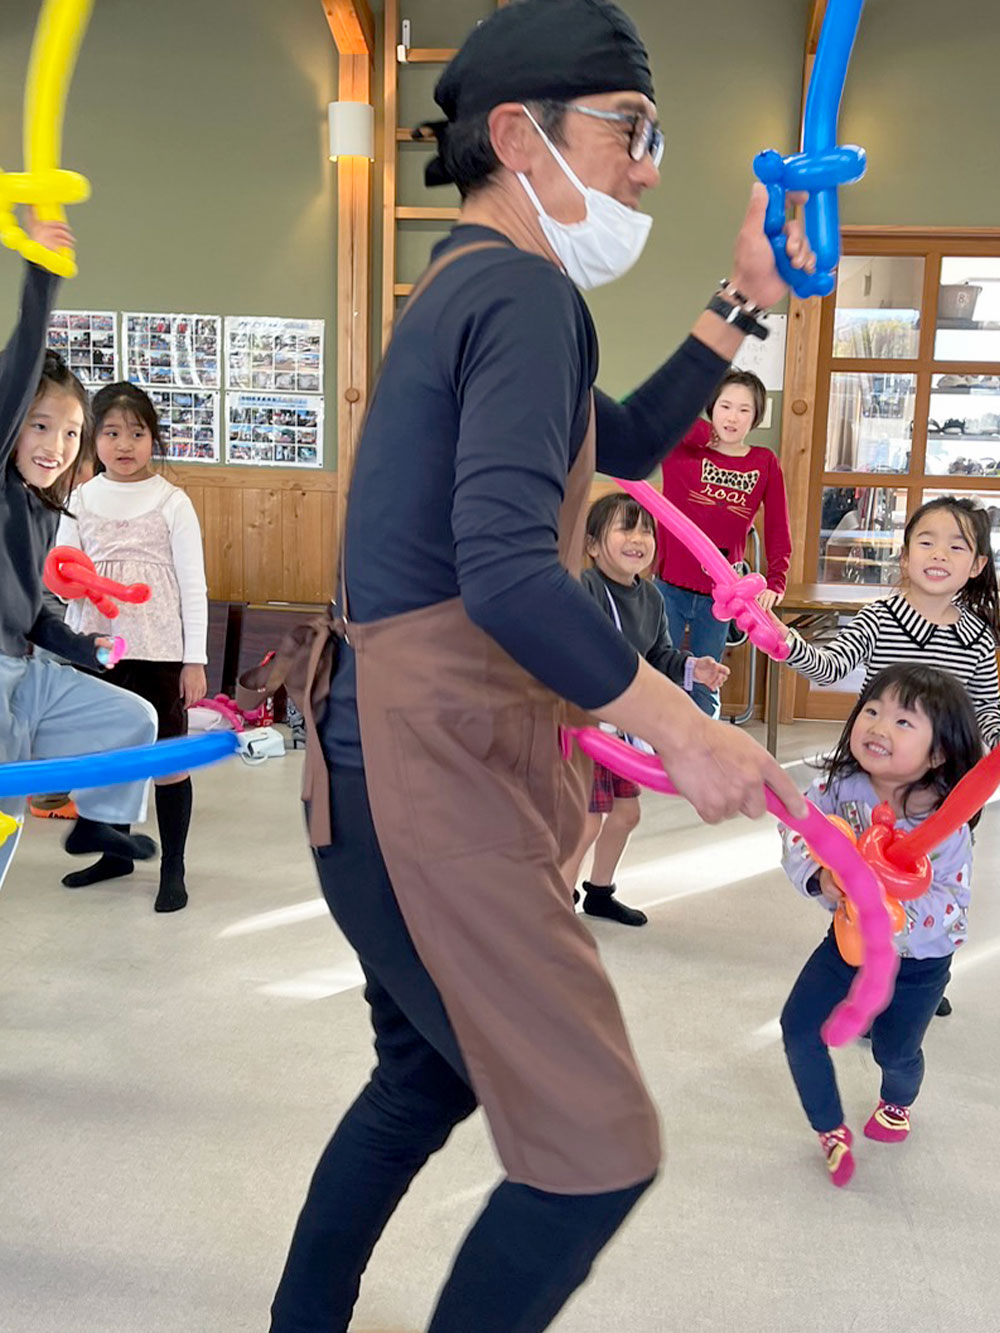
[46,310,119,387]
[226,393,323,469]
[147,388,221,464]
[224,316,324,468]
[124,313,222,462]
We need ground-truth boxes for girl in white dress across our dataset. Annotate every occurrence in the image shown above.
[58,383,208,912]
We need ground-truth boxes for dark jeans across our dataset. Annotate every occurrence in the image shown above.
[270,767,653,1333]
[654,579,730,717]
[780,928,951,1133]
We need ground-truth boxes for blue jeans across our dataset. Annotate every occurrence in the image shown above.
[780,928,951,1133]
[654,579,730,718]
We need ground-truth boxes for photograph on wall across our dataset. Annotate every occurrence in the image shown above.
[225,315,324,394]
[225,391,323,468]
[148,387,220,463]
[46,310,118,386]
[124,313,221,389]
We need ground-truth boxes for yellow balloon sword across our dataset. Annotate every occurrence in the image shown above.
[0,0,94,278]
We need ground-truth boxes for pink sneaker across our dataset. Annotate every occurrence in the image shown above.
[864,1100,910,1142]
[818,1125,855,1187]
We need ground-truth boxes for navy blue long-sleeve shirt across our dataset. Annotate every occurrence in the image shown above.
[324,226,728,766]
[0,262,99,667]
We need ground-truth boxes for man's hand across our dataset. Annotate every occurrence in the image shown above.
[655,711,808,825]
[730,184,815,311]
[180,664,208,708]
[691,656,730,691]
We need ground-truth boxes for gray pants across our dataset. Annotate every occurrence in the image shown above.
[0,655,158,889]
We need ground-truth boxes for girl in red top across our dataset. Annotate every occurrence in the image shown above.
[655,369,791,717]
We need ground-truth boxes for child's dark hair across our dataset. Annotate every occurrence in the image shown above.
[91,381,166,471]
[824,663,983,826]
[586,491,656,550]
[902,496,1000,643]
[705,369,767,430]
[23,351,92,513]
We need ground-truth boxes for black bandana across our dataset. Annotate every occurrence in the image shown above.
[420,0,654,187]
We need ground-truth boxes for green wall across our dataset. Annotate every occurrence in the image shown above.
[841,0,1000,227]
[0,0,337,459]
[2,1,998,472]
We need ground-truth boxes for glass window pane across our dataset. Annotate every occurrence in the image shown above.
[925,373,1000,476]
[935,257,1000,362]
[825,372,915,473]
[921,488,1000,576]
[817,485,907,585]
[833,256,923,359]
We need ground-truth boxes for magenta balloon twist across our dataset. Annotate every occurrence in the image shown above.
[561,726,898,1045]
[615,477,790,661]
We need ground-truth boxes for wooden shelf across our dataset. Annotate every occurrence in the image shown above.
[394,283,414,296]
[399,47,456,63]
[395,205,459,220]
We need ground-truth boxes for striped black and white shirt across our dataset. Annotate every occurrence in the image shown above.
[786,593,1000,748]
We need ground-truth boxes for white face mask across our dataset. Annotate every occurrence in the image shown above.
[516,106,652,290]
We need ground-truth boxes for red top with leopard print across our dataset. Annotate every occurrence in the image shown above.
[656,418,792,597]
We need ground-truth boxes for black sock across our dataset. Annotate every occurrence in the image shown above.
[65,816,157,863]
[154,779,192,913]
[581,881,648,928]
[62,824,135,888]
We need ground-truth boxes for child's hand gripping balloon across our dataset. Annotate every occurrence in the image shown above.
[808,813,907,967]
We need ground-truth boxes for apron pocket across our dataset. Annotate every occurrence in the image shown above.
[387,704,553,863]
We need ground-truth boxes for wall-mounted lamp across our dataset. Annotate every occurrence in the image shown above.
[328,101,375,161]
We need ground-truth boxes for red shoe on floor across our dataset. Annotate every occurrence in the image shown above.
[818,1124,855,1187]
[28,797,78,820]
[864,1100,910,1143]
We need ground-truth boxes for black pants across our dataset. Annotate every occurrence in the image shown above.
[780,927,951,1133]
[270,767,652,1333]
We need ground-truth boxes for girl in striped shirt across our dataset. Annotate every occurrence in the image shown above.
[777,496,1000,750]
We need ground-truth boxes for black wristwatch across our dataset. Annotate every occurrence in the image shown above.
[706,292,770,341]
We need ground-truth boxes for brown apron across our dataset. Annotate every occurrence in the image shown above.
[348,246,661,1195]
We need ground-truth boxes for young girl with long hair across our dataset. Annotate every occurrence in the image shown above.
[57,382,208,912]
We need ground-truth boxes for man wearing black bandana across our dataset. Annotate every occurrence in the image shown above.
[271,3,813,1330]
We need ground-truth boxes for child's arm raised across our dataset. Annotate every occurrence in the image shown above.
[777,599,881,687]
[0,213,68,471]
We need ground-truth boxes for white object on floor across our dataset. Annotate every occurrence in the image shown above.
[237,726,286,764]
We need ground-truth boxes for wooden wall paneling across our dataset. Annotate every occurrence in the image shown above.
[281,488,328,602]
[321,488,339,595]
[202,486,245,601]
[243,487,285,602]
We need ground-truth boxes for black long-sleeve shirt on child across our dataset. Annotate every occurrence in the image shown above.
[0,262,99,667]
[324,225,728,767]
[580,568,689,684]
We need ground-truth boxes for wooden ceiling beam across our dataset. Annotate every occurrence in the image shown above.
[320,0,375,58]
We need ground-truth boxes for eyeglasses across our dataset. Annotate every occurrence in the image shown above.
[563,104,664,169]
